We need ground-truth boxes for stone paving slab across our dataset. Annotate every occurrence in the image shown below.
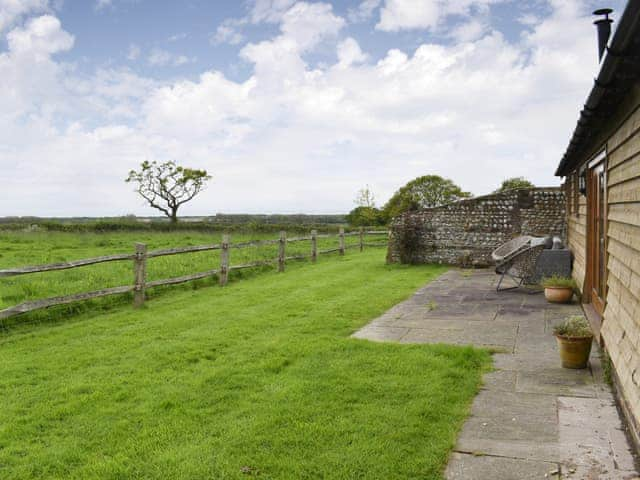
[470,390,558,418]
[460,414,558,443]
[493,351,559,372]
[397,326,516,349]
[352,269,640,479]
[444,452,559,480]
[516,369,597,397]
[351,325,408,342]
[481,369,517,392]
[455,437,562,463]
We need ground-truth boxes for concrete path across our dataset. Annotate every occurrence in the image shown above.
[353,269,639,479]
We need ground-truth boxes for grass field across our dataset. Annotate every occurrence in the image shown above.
[0,248,490,479]
[0,230,376,324]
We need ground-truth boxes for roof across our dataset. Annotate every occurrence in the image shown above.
[555,1,640,177]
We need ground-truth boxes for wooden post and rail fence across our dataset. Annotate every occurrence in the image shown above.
[0,228,388,321]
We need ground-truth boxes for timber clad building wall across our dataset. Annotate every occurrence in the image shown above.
[387,188,565,267]
[564,84,640,443]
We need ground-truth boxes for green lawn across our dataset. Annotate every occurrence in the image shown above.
[0,249,490,479]
[0,230,376,323]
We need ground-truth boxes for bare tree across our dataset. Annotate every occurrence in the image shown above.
[355,185,376,208]
[126,160,211,223]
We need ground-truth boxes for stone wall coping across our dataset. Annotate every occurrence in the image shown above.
[393,186,563,221]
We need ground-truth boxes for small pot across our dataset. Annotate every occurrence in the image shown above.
[544,286,574,303]
[555,335,593,369]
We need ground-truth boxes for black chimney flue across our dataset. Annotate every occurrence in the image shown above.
[593,8,614,61]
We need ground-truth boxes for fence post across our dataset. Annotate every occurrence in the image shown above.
[220,234,230,286]
[359,227,364,252]
[278,230,286,272]
[133,242,147,307]
[339,227,345,256]
[311,229,317,263]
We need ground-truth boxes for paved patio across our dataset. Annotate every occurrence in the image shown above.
[353,269,639,480]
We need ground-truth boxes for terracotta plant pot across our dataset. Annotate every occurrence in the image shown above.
[555,335,593,369]
[544,286,574,303]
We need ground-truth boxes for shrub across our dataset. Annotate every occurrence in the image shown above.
[553,315,592,338]
[346,206,385,227]
[493,177,535,193]
[541,275,577,289]
[396,215,425,264]
[382,175,471,220]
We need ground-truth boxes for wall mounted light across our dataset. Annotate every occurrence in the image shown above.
[579,167,587,195]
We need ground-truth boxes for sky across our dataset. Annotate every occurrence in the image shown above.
[0,0,627,217]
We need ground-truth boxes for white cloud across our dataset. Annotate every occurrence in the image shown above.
[336,37,368,67]
[212,19,245,45]
[0,0,49,32]
[239,2,344,94]
[347,0,381,23]
[449,18,488,42]
[518,13,540,26]
[147,48,193,67]
[126,43,140,60]
[376,0,500,32]
[168,32,187,42]
[0,1,605,217]
[142,71,254,142]
[250,0,297,23]
[278,2,344,50]
[215,2,344,49]
[95,0,112,11]
[6,14,73,56]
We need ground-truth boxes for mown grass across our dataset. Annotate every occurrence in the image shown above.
[0,230,376,324]
[0,249,490,479]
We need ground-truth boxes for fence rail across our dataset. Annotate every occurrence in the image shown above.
[0,253,136,277]
[0,228,389,321]
[146,244,222,258]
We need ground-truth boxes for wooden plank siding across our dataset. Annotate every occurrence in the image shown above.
[565,89,640,434]
[567,176,588,291]
[604,103,640,434]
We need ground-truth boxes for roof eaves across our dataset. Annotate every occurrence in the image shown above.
[555,1,640,177]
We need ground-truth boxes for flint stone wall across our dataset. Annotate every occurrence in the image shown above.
[387,188,566,267]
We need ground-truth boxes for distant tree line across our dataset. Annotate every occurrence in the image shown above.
[0,219,353,235]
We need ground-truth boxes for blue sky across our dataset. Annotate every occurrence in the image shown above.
[0,0,627,216]
[51,0,570,81]
[55,1,246,79]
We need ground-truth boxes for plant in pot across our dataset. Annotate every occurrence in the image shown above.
[541,275,576,303]
[553,315,594,369]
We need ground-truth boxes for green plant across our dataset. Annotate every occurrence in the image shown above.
[126,160,211,223]
[346,206,385,227]
[601,348,613,386]
[396,215,425,264]
[553,315,593,338]
[541,275,577,289]
[493,177,535,193]
[382,175,471,220]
